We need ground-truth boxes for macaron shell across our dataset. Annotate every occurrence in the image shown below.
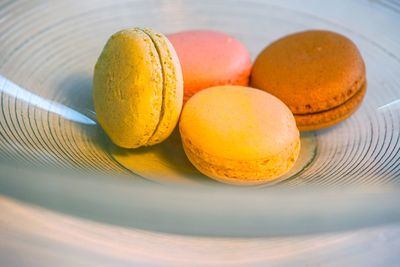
[296,83,366,131]
[179,86,300,185]
[168,30,251,102]
[251,30,366,114]
[180,86,298,160]
[93,28,163,148]
[141,28,184,145]
[181,133,300,185]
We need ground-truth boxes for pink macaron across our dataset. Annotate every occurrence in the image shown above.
[167,30,252,102]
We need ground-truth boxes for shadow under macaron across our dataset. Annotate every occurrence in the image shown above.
[109,127,318,188]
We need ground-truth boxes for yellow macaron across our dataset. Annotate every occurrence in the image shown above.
[93,28,183,148]
[179,85,300,185]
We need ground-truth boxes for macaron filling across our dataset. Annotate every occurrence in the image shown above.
[295,82,366,130]
[292,76,366,115]
[140,28,183,145]
[137,29,167,145]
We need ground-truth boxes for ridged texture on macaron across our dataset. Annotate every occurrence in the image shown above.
[93,28,183,148]
[251,30,366,130]
[142,28,183,145]
[181,135,300,184]
[295,83,366,131]
[179,86,300,185]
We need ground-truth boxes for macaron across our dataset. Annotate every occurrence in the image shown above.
[251,30,366,131]
[93,28,183,148]
[179,85,300,185]
[167,30,251,102]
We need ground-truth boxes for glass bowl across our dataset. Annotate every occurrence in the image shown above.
[0,0,400,237]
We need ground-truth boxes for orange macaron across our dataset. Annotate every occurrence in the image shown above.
[168,30,252,102]
[251,30,366,131]
[179,85,300,185]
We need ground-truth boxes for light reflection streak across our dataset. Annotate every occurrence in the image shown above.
[377,99,400,112]
[0,75,96,125]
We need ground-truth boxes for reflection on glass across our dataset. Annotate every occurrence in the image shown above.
[0,75,96,125]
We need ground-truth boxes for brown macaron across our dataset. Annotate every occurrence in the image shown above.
[251,30,366,131]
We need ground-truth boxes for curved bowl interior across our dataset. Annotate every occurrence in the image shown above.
[0,0,400,237]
